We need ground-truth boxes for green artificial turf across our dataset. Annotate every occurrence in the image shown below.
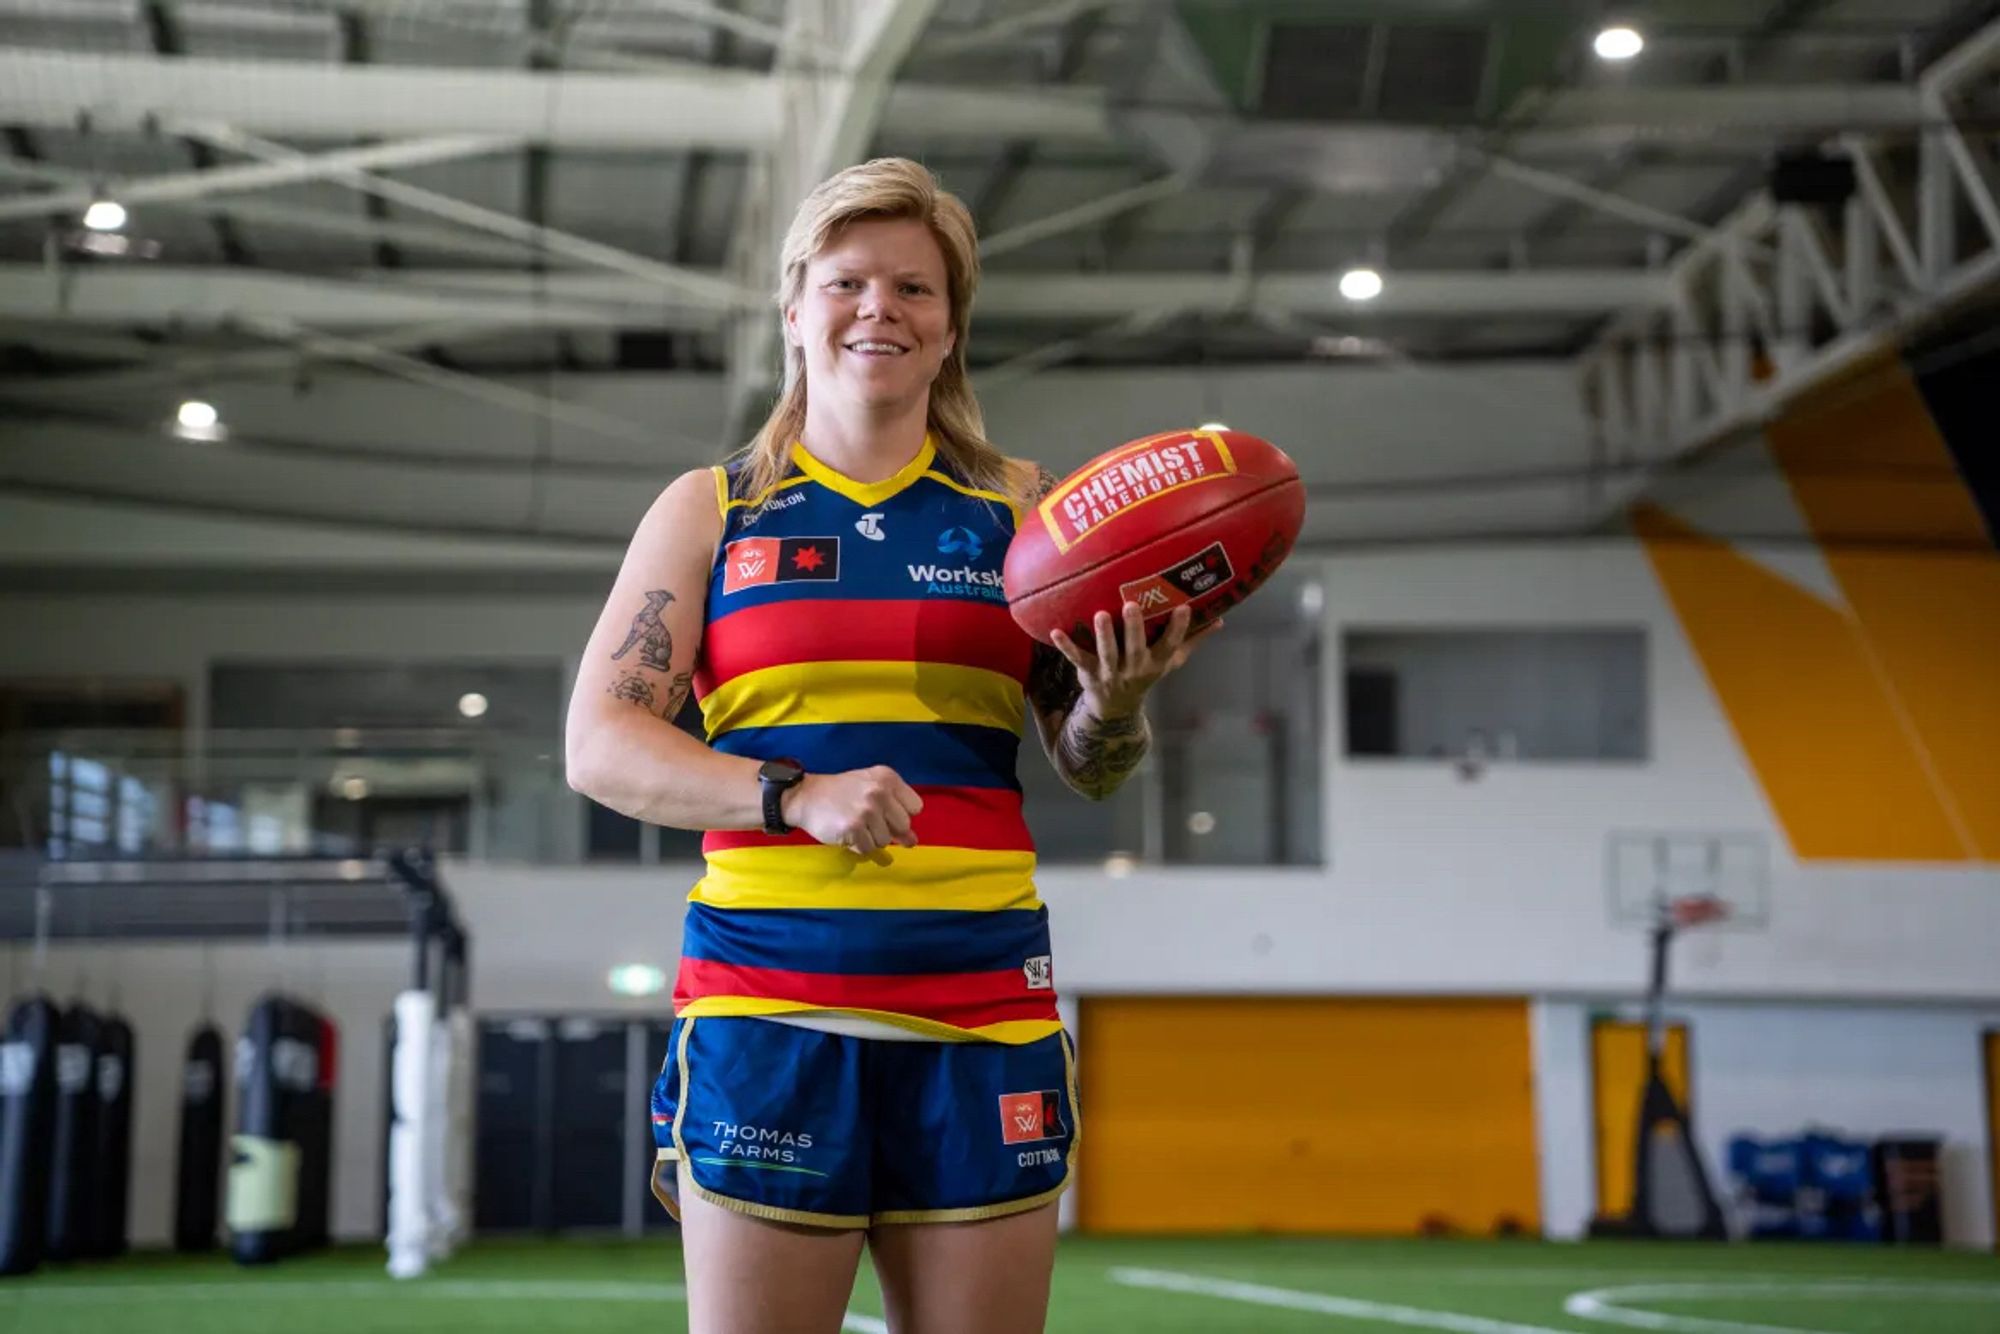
[2,1235,1995,1333]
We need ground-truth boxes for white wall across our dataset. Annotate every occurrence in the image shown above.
[1533,998,2000,1249]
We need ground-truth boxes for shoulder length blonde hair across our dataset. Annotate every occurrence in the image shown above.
[732,157,1023,505]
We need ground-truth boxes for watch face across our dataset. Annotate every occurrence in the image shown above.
[759,759,802,784]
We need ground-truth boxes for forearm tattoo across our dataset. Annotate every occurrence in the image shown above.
[1020,462,1149,797]
[604,590,692,721]
[1056,704,1150,800]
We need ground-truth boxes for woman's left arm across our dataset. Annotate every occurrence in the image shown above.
[1018,464,1215,800]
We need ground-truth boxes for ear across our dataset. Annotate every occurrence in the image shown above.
[941,323,957,357]
[783,304,802,349]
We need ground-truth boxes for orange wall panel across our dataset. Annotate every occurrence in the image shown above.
[1077,997,1538,1235]
[1592,1020,1689,1217]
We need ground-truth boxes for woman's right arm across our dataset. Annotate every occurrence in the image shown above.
[564,468,769,830]
[563,468,924,851]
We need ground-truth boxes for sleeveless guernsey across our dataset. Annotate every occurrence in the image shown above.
[671,437,1061,1045]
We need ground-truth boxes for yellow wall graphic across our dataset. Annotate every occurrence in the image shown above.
[1076,997,1539,1235]
[1636,352,1999,862]
[1592,1019,1689,1218]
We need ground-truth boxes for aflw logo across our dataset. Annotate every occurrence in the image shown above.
[737,552,767,580]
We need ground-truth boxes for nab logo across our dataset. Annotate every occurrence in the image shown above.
[856,512,886,541]
[938,526,984,561]
[999,1089,1065,1145]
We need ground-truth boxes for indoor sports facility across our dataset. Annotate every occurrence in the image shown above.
[2,2,1999,1332]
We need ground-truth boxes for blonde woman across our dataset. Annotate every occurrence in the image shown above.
[565,157,1211,1334]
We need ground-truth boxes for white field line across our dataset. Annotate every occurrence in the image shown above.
[1564,1279,2000,1334]
[0,1273,890,1333]
[1110,1266,1575,1334]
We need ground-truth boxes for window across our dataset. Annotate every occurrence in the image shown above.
[1343,629,1647,762]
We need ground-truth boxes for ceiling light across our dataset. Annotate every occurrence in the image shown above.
[1594,26,1643,61]
[339,776,370,801]
[457,692,489,720]
[1338,267,1384,302]
[607,963,667,997]
[1187,811,1216,836]
[1103,852,1136,879]
[1197,422,1230,432]
[83,199,127,232]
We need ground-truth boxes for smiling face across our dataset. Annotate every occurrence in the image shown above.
[785,216,958,416]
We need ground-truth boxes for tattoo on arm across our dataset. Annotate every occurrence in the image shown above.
[604,590,694,721]
[611,590,675,672]
[1055,705,1150,800]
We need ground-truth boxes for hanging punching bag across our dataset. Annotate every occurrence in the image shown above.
[91,1015,135,1258]
[44,1005,103,1262]
[0,994,59,1277]
[174,1024,225,1253]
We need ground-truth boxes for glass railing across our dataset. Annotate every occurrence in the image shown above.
[1,718,1321,868]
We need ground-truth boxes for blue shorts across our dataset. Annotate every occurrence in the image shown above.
[649,1015,1078,1228]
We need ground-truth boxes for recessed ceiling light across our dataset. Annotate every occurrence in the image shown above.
[1103,852,1136,879]
[83,199,127,232]
[607,963,667,997]
[1338,267,1384,302]
[339,776,370,801]
[458,692,489,720]
[177,399,218,431]
[1198,422,1230,432]
[1594,26,1643,61]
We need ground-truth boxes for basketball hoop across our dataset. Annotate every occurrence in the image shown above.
[1665,894,1731,932]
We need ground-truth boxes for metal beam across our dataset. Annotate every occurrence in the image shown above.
[0,46,1111,150]
[0,264,1668,326]
[0,134,519,224]
[979,172,1189,259]
[178,125,754,312]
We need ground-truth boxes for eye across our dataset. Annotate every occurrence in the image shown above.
[900,282,933,296]
[826,277,860,292]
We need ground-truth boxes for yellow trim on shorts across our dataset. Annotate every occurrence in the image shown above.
[674,997,1061,1045]
[668,1016,869,1229]
[870,1029,1081,1225]
[698,659,1025,735]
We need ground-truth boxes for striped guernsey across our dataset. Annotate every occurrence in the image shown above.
[673,436,1061,1044]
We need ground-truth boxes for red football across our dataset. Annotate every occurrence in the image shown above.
[1004,427,1305,649]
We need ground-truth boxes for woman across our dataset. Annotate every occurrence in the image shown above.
[565,157,1212,1334]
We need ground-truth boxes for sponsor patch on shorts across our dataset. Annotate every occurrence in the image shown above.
[999,1089,1065,1145]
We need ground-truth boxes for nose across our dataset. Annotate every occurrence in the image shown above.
[857,279,902,322]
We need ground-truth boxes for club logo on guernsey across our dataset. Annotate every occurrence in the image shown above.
[724,537,842,594]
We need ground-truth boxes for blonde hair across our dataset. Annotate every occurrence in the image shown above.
[732,157,1023,506]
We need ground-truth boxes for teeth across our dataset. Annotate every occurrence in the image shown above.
[849,342,904,353]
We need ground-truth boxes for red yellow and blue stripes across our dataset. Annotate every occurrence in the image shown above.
[674,439,1058,1043]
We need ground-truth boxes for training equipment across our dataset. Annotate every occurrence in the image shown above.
[44,1005,103,1261]
[0,994,58,1277]
[229,994,338,1265]
[90,1013,135,1258]
[1004,427,1304,648]
[174,1024,226,1252]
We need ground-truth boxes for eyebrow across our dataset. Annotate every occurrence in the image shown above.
[822,266,938,281]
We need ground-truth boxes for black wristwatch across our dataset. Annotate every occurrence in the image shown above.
[757,758,805,835]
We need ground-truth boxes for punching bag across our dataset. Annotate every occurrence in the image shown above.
[44,1006,102,1262]
[294,1013,337,1252]
[229,996,332,1264]
[174,1025,226,1253]
[91,1016,135,1258]
[0,994,59,1277]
